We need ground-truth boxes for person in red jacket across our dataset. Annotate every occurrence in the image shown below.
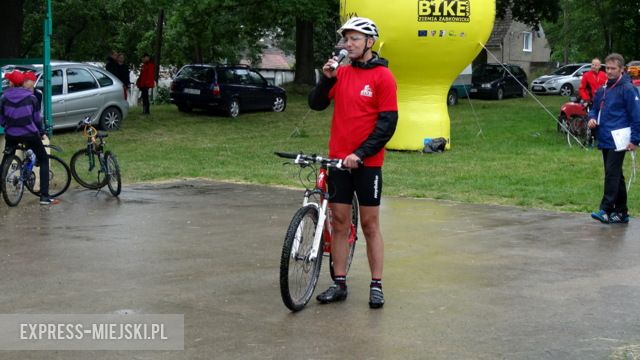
[136,53,156,115]
[579,58,607,104]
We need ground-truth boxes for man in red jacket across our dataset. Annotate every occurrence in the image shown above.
[579,58,607,104]
[136,53,156,115]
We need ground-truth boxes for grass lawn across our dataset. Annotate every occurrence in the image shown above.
[48,91,638,213]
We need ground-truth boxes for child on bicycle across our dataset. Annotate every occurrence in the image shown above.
[0,70,59,205]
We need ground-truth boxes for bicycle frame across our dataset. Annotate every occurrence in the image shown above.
[85,138,107,173]
[296,166,357,263]
[3,143,62,170]
[81,124,102,171]
[79,119,110,181]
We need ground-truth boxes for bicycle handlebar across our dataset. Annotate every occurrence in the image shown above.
[78,116,91,126]
[75,115,99,140]
[75,115,94,131]
[275,152,344,169]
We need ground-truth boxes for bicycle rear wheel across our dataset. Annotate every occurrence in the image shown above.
[70,148,108,189]
[104,151,122,196]
[280,205,323,311]
[26,155,71,198]
[330,194,359,280]
[1,155,25,207]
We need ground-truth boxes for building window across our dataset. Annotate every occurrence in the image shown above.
[523,32,532,52]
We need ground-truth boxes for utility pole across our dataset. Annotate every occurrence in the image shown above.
[43,0,53,135]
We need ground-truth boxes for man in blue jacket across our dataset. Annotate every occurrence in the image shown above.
[0,70,59,205]
[588,53,640,223]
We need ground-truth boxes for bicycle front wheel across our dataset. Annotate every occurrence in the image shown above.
[1,155,25,207]
[26,155,71,198]
[104,151,121,196]
[280,205,323,312]
[70,148,108,189]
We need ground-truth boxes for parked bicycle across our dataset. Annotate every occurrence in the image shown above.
[69,116,121,196]
[558,98,595,147]
[1,143,71,207]
[275,152,359,312]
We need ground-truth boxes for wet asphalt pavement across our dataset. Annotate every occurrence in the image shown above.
[0,180,639,359]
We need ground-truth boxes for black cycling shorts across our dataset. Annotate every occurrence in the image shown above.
[328,167,382,206]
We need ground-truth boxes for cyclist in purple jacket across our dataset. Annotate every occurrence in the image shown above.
[0,70,59,205]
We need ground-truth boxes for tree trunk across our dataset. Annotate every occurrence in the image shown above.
[0,0,25,58]
[592,0,612,55]
[154,9,164,82]
[635,11,640,59]
[294,18,316,85]
[562,5,568,64]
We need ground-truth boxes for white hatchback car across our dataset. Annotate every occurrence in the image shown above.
[530,63,591,97]
[2,62,129,131]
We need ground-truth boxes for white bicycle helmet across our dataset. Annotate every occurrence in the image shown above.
[337,17,379,39]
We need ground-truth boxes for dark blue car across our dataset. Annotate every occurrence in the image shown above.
[469,63,528,100]
[170,64,286,118]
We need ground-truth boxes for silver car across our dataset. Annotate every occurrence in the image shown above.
[1,62,128,131]
[530,63,591,97]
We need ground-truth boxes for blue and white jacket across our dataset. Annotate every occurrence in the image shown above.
[588,73,640,149]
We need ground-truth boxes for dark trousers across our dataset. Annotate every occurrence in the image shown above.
[2,135,50,197]
[599,149,628,215]
[141,88,150,114]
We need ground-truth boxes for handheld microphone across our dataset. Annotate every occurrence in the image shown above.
[330,49,349,70]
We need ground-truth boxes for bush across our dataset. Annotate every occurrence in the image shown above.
[153,86,171,105]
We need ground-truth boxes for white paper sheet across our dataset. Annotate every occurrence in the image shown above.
[611,127,631,152]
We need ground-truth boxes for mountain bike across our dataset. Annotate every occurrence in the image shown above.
[1,143,71,207]
[69,116,122,196]
[275,152,359,312]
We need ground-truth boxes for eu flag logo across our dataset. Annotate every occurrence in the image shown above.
[418,30,428,37]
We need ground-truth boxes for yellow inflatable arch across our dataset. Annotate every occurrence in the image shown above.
[340,0,495,150]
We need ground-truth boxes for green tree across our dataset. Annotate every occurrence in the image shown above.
[497,0,561,28]
[266,0,338,85]
[23,0,636,87]
[543,0,640,63]
[20,0,169,63]
[162,0,266,66]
